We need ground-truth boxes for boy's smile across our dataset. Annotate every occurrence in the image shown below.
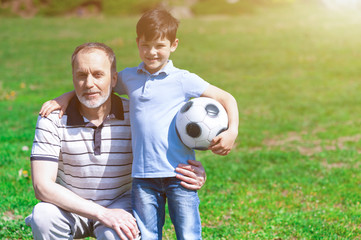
[137,36,178,74]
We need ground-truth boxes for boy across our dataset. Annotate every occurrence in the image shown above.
[119,9,238,239]
[40,8,238,239]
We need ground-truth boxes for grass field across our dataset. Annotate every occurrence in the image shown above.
[2,2,361,239]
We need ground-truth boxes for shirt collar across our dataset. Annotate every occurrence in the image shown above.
[66,93,124,126]
[137,60,174,76]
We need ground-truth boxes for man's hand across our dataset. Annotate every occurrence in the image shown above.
[175,160,206,190]
[98,208,139,240]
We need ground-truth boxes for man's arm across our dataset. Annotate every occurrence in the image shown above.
[31,160,139,240]
[201,85,239,155]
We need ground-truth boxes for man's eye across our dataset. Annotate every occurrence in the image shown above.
[77,73,87,78]
[94,72,103,78]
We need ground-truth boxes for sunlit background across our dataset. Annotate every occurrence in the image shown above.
[2,0,361,239]
[322,0,361,10]
[2,0,361,18]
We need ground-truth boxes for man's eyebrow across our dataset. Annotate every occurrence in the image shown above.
[74,68,106,74]
[74,68,87,72]
[75,70,87,74]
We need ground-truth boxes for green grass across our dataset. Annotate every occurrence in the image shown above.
[2,2,361,239]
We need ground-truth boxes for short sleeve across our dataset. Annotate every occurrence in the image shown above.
[30,115,61,162]
[114,71,127,96]
[180,72,210,99]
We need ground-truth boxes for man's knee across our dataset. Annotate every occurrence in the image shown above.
[31,202,68,232]
[28,202,77,239]
[96,227,141,240]
[96,228,119,240]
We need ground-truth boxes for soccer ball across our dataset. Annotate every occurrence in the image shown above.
[176,97,228,150]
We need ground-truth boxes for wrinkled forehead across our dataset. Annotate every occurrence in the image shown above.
[73,49,111,72]
[73,48,109,63]
[76,48,108,60]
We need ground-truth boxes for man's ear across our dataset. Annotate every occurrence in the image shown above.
[170,38,179,53]
[112,71,118,88]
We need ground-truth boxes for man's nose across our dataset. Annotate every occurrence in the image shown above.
[85,74,95,88]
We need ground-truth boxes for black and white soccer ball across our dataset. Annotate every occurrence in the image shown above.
[176,97,228,150]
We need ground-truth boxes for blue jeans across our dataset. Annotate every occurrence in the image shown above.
[132,177,202,240]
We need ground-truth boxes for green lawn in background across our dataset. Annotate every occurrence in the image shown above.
[2,2,361,239]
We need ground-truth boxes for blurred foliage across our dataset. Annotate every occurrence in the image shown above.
[39,0,163,16]
[0,6,13,17]
[38,0,99,16]
[0,0,164,16]
[192,0,266,15]
[191,0,305,15]
[103,0,162,15]
[0,0,304,17]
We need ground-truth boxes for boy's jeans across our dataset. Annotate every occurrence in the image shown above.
[132,177,202,240]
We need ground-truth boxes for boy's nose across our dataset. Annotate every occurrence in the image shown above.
[149,47,156,55]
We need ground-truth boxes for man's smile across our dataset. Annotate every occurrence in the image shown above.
[83,92,100,98]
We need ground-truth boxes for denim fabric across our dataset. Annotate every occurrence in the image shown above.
[132,177,202,240]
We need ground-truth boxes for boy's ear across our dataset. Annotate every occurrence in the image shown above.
[170,38,179,52]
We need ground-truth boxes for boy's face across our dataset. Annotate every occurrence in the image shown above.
[136,36,178,74]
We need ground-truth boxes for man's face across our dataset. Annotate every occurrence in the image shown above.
[137,36,178,74]
[72,49,116,109]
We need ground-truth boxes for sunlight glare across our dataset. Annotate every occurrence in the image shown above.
[322,0,361,11]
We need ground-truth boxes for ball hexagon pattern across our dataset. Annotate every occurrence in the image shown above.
[176,97,228,150]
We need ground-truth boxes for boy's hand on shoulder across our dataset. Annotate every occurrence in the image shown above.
[208,129,238,156]
[40,99,64,118]
[39,91,74,118]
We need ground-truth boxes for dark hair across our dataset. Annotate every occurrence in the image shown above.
[136,8,179,43]
[71,42,117,73]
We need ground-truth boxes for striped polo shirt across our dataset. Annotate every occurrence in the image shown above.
[31,94,132,207]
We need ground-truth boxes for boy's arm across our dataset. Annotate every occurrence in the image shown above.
[201,85,239,155]
[113,72,128,96]
[39,90,75,118]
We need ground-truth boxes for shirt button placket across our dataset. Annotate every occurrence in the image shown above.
[143,75,152,98]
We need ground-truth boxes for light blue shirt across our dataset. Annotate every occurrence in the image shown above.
[115,61,210,178]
